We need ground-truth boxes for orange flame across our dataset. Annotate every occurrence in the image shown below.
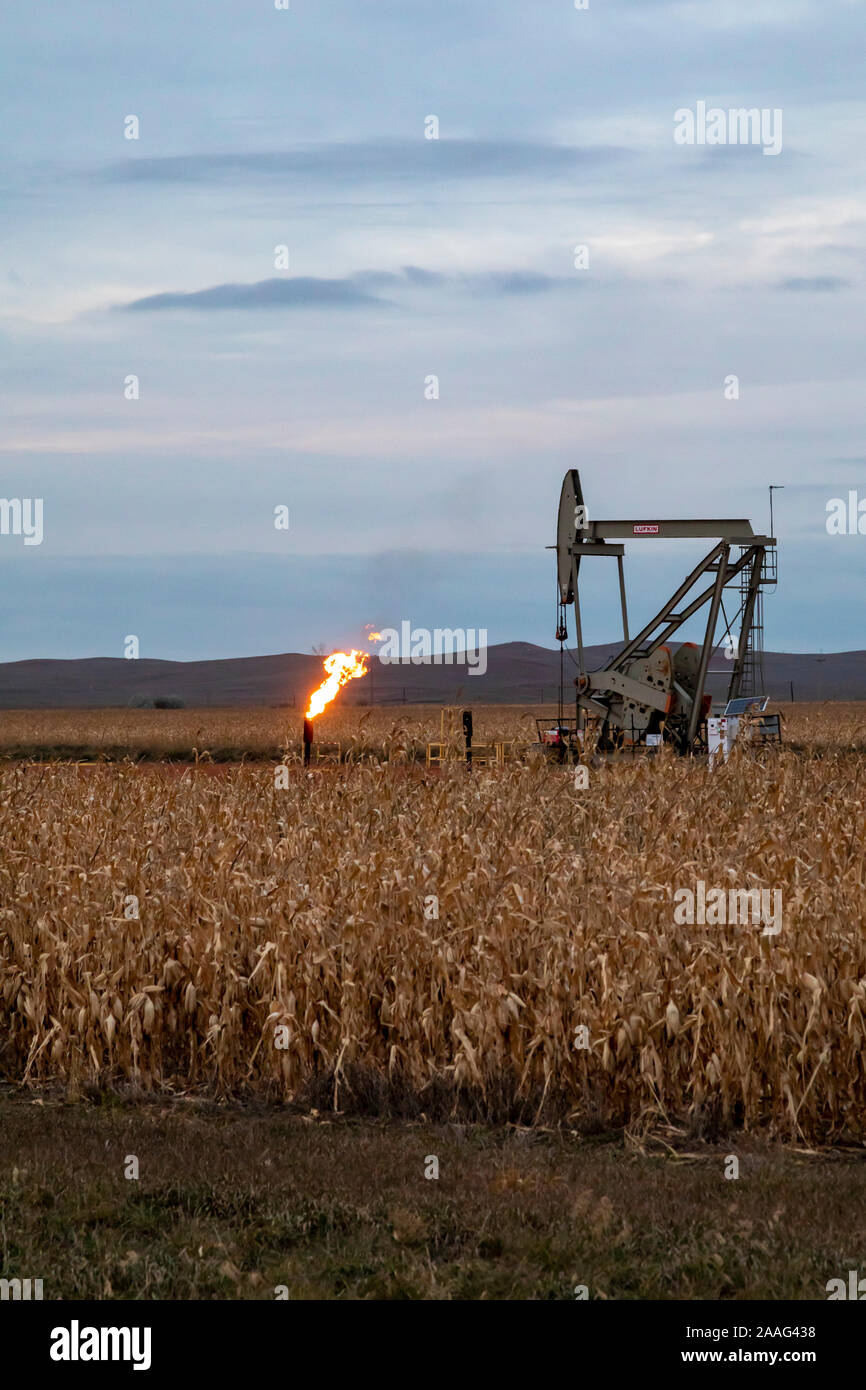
[305,649,369,719]
[367,631,383,642]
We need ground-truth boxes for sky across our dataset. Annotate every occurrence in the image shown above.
[1,0,864,660]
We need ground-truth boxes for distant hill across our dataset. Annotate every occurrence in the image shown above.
[0,643,862,707]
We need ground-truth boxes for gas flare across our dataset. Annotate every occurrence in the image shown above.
[305,649,369,720]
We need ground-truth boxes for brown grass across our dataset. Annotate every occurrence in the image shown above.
[0,703,551,762]
[1,699,861,761]
[1,704,865,1142]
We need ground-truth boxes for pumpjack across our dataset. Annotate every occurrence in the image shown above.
[550,470,776,755]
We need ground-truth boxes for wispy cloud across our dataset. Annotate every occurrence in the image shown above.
[119,266,568,312]
[101,139,632,186]
[776,276,851,292]
[122,277,388,312]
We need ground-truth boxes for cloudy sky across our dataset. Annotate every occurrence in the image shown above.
[1,0,864,660]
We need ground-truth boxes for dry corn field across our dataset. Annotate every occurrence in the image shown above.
[0,703,560,762]
[1,704,865,1143]
[2,700,864,761]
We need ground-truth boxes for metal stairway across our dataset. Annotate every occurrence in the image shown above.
[737,545,777,696]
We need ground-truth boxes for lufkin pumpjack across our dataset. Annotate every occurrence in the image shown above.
[552,470,775,754]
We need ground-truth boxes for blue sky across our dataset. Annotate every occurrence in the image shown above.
[1,0,864,659]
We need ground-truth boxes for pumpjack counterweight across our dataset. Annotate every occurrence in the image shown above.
[554,470,776,755]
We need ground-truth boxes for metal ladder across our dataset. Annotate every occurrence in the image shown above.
[738,545,777,695]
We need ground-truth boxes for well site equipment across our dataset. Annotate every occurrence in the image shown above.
[550,469,777,756]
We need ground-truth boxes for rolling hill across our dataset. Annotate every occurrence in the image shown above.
[0,643,861,707]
